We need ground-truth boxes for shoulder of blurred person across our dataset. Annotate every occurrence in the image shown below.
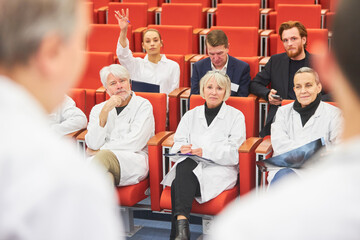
[0,76,123,239]
[0,0,124,238]
[208,0,360,238]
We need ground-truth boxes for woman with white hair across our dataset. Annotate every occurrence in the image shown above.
[161,71,246,240]
[268,67,342,185]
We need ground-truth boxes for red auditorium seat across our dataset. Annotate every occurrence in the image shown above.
[148,95,261,215]
[87,24,134,55]
[76,52,114,90]
[108,2,152,29]
[216,3,260,28]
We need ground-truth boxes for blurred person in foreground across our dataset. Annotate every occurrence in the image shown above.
[208,0,360,239]
[0,0,124,239]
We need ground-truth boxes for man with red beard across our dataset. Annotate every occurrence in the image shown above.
[250,21,330,137]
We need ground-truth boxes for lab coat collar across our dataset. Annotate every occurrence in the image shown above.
[198,101,227,127]
[143,54,168,64]
[291,101,324,127]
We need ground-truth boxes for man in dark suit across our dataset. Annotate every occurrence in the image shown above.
[250,21,330,137]
[191,29,250,97]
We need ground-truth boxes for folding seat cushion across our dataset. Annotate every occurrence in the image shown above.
[87,0,111,24]
[161,3,205,28]
[210,26,259,57]
[87,24,134,53]
[216,3,260,27]
[236,57,260,80]
[171,0,212,8]
[69,88,86,114]
[276,4,322,30]
[76,52,114,90]
[147,25,194,54]
[220,0,261,4]
[273,0,314,10]
[122,0,159,8]
[108,2,149,30]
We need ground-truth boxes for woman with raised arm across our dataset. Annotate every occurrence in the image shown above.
[115,9,180,96]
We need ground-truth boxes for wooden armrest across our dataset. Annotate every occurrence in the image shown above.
[260,29,275,37]
[238,137,262,153]
[248,93,259,100]
[169,87,190,98]
[66,128,86,138]
[155,7,162,13]
[259,56,270,65]
[260,8,273,14]
[134,27,147,34]
[185,54,196,61]
[193,28,204,34]
[321,9,329,15]
[255,137,272,154]
[259,98,267,103]
[180,88,191,98]
[96,86,106,93]
[98,6,108,12]
[207,7,217,13]
[76,129,88,141]
[148,131,174,146]
[148,7,158,12]
[202,7,210,12]
[190,54,207,63]
[199,28,211,35]
[161,132,175,147]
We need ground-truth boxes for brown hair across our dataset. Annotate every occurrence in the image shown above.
[205,29,229,48]
[142,28,162,42]
[279,21,307,49]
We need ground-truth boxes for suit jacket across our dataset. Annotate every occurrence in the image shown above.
[250,51,331,137]
[190,55,250,97]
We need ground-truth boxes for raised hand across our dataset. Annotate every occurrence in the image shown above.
[115,8,129,31]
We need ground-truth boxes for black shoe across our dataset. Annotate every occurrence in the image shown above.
[174,219,190,240]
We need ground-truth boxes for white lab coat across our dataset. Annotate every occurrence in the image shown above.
[0,76,124,239]
[161,102,246,203]
[268,101,343,182]
[48,95,87,136]
[209,136,360,240]
[85,92,155,186]
[116,40,180,96]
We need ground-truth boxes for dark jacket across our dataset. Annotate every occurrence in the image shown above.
[191,55,250,97]
[250,51,331,137]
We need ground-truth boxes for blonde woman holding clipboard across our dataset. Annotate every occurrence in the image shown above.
[161,71,246,240]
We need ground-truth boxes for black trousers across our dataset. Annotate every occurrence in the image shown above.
[170,158,201,238]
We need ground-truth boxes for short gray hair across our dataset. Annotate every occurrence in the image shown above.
[199,71,231,101]
[0,0,79,68]
[295,67,320,84]
[99,64,130,88]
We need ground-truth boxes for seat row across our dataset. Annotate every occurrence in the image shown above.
[68,89,262,234]
[85,1,337,31]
